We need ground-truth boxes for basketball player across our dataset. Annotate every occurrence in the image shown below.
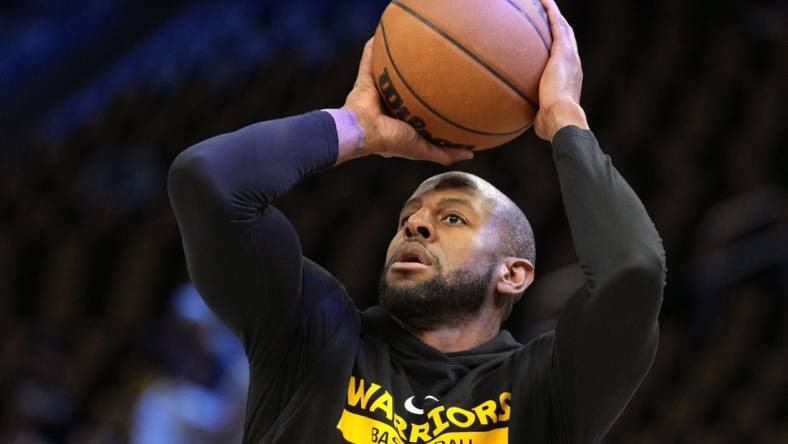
[168,0,666,442]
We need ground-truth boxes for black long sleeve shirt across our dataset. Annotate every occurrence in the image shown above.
[167,111,666,444]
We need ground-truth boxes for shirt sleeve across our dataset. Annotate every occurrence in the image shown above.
[548,126,667,443]
[166,111,359,375]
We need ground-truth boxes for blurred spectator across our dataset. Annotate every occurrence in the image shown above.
[129,283,248,444]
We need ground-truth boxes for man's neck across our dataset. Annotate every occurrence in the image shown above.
[392,308,501,354]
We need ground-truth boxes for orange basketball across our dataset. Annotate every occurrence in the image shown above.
[372,0,552,151]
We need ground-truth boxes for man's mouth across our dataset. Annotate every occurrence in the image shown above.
[390,261,431,271]
[390,243,434,270]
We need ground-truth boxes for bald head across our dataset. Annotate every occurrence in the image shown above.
[410,171,535,266]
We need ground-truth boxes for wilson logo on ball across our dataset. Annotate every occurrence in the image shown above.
[378,67,476,150]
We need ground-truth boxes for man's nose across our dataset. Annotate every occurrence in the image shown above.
[404,209,433,240]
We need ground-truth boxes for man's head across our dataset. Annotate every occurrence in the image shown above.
[379,172,535,325]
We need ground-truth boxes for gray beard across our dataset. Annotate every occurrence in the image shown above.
[378,262,495,322]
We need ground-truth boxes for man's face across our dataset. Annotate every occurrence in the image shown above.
[379,184,500,321]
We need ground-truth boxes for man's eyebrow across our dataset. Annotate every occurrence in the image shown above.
[400,196,477,214]
[435,197,476,210]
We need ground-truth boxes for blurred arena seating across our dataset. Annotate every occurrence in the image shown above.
[0,0,784,442]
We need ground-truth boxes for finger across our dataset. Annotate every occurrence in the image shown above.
[380,114,474,164]
[539,0,573,50]
[412,138,474,165]
[539,0,562,35]
[540,0,581,62]
[443,147,475,163]
[354,37,376,89]
[559,15,579,54]
[390,120,450,163]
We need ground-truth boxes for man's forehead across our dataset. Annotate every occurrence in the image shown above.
[403,172,497,211]
[413,172,499,199]
[403,188,482,209]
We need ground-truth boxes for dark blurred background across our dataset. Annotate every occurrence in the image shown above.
[0,0,785,443]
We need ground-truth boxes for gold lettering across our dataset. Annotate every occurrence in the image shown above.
[347,377,380,409]
[427,405,450,436]
[408,422,432,442]
[446,406,475,428]
[369,391,394,421]
[472,400,498,425]
[393,413,408,441]
[498,392,512,422]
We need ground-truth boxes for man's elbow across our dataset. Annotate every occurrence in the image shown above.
[167,145,226,217]
[620,245,667,305]
[168,147,203,197]
[633,242,666,277]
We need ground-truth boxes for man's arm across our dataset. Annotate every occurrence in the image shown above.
[167,38,474,369]
[549,126,665,442]
[534,0,666,441]
[167,111,352,370]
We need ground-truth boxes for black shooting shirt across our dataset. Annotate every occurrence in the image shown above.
[168,111,666,444]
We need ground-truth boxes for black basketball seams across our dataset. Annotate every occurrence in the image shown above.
[391,0,540,110]
[379,20,529,137]
[503,0,551,53]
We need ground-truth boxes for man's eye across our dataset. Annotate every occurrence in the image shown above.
[443,214,465,225]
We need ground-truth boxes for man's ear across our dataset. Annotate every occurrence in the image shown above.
[495,257,535,296]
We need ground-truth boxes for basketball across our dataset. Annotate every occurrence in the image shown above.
[372,0,552,151]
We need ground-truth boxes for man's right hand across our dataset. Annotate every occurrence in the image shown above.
[533,0,589,142]
[331,38,475,166]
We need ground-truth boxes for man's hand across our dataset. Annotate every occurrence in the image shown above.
[332,38,474,166]
[533,0,589,141]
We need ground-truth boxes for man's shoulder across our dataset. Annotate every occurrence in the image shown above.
[522,329,556,347]
[511,329,556,364]
[302,257,348,296]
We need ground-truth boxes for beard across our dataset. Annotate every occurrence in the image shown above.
[378,259,496,322]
